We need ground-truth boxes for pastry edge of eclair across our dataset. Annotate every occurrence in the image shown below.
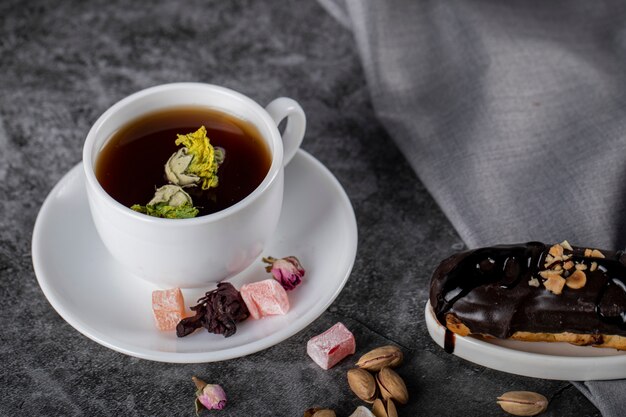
[443,312,626,351]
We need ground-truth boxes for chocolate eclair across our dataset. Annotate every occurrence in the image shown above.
[430,241,626,350]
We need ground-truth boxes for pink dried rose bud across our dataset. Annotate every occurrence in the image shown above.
[262,255,305,291]
[192,376,227,413]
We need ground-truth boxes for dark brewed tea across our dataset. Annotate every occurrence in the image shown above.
[96,106,271,217]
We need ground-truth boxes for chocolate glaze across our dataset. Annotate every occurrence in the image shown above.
[430,242,626,341]
[444,329,456,353]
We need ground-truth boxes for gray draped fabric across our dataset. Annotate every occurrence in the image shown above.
[318,1,626,415]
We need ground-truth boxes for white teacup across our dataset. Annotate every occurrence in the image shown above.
[83,83,305,288]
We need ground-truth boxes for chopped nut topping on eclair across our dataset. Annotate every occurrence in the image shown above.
[590,249,605,259]
[566,270,587,289]
[549,244,564,258]
[543,275,566,295]
[535,241,595,292]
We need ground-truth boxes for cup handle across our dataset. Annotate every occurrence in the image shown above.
[265,97,306,166]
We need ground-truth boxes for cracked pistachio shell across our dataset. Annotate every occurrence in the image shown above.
[349,406,376,417]
[371,399,387,417]
[347,368,377,403]
[356,345,403,371]
[313,410,336,417]
[304,407,321,417]
[376,367,408,405]
[304,409,336,417]
[386,399,398,417]
[304,408,321,417]
[497,391,548,416]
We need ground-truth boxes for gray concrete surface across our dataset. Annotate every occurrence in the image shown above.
[0,0,601,415]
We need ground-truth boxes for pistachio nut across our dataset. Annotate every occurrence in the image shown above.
[371,397,398,417]
[386,399,398,417]
[371,399,387,417]
[304,408,336,417]
[347,368,377,403]
[349,406,376,417]
[304,408,320,417]
[313,410,336,417]
[356,346,403,372]
[376,367,408,405]
[497,391,548,416]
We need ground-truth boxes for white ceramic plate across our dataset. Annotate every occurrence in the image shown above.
[32,150,357,363]
[425,301,626,380]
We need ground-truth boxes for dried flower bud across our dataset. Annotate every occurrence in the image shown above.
[148,184,193,206]
[177,283,249,338]
[192,377,227,413]
[166,148,199,187]
[131,185,199,219]
[166,146,226,188]
[172,126,224,190]
[263,256,305,291]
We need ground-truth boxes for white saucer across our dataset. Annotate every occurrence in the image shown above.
[425,301,626,380]
[32,150,357,363]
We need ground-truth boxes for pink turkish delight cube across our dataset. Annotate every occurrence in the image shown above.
[307,322,355,370]
[240,279,290,319]
[152,287,185,331]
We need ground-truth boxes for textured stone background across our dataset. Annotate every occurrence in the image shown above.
[0,0,601,416]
